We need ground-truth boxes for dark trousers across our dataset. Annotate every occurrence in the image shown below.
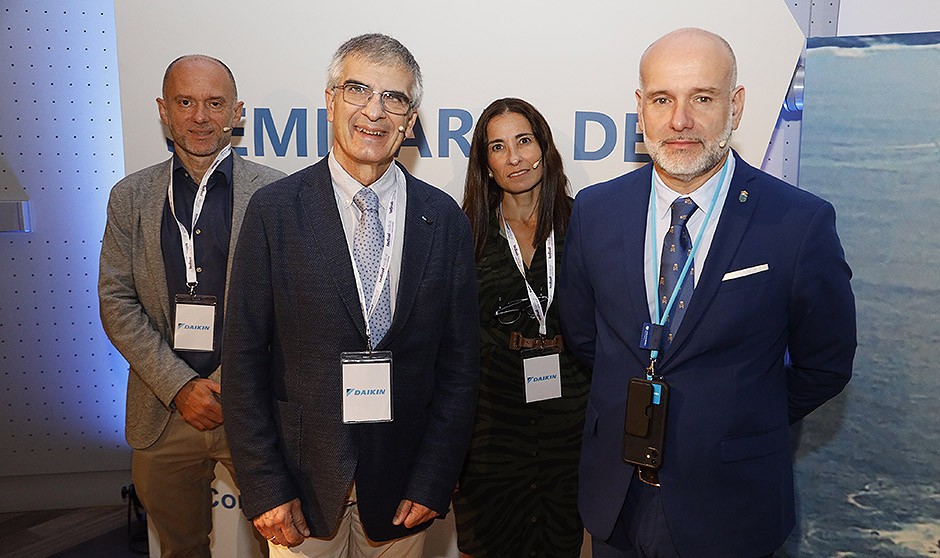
[591,471,774,558]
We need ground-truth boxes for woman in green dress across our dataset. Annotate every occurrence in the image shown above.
[455,98,590,558]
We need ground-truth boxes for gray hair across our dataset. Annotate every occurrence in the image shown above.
[326,33,423,108]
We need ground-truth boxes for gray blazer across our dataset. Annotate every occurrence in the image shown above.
[98,152,285,450]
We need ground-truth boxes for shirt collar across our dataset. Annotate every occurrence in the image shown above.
[172,151,234,190]
[328,151,403,210]
[652,151,736,219]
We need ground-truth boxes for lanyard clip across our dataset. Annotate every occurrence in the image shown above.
[187,282,197,297]
[646,359,657,381]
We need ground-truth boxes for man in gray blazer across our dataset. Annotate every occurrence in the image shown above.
[98,54,285,557]
[222,34,479,557]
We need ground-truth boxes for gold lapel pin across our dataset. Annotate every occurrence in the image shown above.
[738,190,748,203]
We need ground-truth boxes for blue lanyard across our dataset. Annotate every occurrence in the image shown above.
[648,156,731,362]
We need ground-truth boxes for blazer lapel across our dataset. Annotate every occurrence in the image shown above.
[226,154,257,306]
[663,156,760,362]
[141,158,174,330]
[376,166,432,348]
[229,154,256,260]
[623,166,655,327]
[299,160,368,340]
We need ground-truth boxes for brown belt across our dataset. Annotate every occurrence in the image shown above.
[508,332,563,351]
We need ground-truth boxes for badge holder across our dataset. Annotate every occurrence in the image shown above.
[622,375,670,487]
[510,333,563,404]
[173,294,217,352]
[341,351,393,424]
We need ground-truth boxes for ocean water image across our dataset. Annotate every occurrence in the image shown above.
[783,32,940,557]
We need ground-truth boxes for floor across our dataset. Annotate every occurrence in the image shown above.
[0,505,143,558]
[0,506,593,557]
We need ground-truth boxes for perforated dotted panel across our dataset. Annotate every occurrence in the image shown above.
[0,2,129,476]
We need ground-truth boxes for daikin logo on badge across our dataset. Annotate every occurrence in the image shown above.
[346,388,387,397]
[527,374,558,384]
[177,323,210,330]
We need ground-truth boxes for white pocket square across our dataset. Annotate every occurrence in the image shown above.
[722,263,770,281]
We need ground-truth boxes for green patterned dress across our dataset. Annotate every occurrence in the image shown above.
[454,214,591,558]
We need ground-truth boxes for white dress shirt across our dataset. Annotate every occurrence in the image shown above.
[329,152,407,315]
[644,152,736,322]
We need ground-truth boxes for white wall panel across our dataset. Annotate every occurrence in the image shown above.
[0,1,130,510]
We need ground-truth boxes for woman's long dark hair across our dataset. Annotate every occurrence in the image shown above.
[462,98,572,260]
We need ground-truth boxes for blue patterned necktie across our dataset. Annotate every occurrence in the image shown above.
[659,197,698,348]
[353,188,391,347]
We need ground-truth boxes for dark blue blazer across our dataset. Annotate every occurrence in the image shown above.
[222,158,479,542]
[558,155,856,557]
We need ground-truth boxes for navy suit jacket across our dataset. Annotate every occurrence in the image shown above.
[558,154,856,557]
[222,157,479,542]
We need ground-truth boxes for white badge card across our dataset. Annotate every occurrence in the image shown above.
[523,352,562,403]
[341,351,393,423]
[173,294,217,352]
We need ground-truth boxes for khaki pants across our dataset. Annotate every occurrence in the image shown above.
[133,411,263,558]
[269,485,427,558]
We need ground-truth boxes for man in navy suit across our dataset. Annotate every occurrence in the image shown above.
[559,28,856,557]
[222,34,478,557]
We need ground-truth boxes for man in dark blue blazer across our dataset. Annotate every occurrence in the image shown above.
[222,34,478,557]
[559,28,856,558]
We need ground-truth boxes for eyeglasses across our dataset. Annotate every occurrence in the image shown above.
[333,82,413,116]
[494,295,548,326]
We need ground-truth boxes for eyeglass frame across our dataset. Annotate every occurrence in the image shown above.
[493,294,549,326]
[332,81,414,116]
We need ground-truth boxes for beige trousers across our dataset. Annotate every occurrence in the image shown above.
[132,411,265,558]
[268,485,427,558]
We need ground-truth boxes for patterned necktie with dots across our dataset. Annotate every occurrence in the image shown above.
[353,187,391,347]
[659,197,698,348]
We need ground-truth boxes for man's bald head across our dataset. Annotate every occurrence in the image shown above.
[634,27,745,192]
[639,27,737,95]
[163,54,238,101]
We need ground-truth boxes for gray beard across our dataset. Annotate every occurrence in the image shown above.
[644,119,733,183]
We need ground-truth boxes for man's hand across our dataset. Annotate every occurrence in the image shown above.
[253,499,310,548]
[392,499,439,529]
[173,378,223,430]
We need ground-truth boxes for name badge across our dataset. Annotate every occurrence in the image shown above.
[522,349,562,403]
[639,322,664,351]
[173,294,216,352]
[341,351,393,423]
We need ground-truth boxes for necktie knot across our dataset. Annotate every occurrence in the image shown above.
[353,187,380,215]
[670,197,698,226]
